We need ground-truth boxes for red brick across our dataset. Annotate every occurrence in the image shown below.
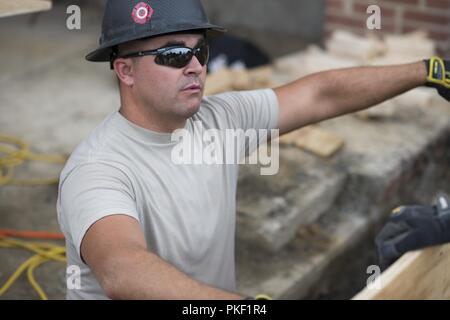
[426,0,450,10]
[325,21,397,34]
[325,7,344,16]
[381,0,419,5]
[437,44,450,57]
[403,25,450,41]
[426,30,450,41]
[325,13,367,29]
[404,10,450,26]
[326,0,344,11]
[376,23,397,33]
[353,2,396,18]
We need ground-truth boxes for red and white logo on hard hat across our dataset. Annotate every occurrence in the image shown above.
[132,2,154,25]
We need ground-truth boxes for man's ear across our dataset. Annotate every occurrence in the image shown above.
[114,58,135,87]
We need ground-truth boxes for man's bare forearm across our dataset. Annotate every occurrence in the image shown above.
[100,248,243,300]
[275,61,428,133]
[313,61,428,121]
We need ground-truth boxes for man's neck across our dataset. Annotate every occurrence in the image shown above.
[118,106,187,134]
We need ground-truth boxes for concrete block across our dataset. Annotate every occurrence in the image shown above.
[236,212,369,299]
[236,148,346,252]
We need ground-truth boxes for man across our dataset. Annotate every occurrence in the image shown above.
[57,0,450,299]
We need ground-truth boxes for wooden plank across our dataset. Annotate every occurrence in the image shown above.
[279,126,345,158]
[204,69,233,96]
[0,0,51,18]
[353,243,450,300]
[246,65,274,89]
[326,30,385,62]
[204,66,275,96]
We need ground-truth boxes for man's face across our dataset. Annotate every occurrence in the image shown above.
[118,33,207,122]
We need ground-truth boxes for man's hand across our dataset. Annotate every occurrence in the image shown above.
[424,57,450,101]
[375,193,450,271]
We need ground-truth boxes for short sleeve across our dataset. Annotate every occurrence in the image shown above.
[58,162,140,260]
[204,89,279,131]
[201,89,279,158]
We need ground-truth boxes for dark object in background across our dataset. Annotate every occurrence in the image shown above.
[207,34,271,73]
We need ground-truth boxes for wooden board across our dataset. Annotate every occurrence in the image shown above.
[353,243,450,300]
[279,126,344,158]
[204,69,233,96]
[0,0,51,18]
[204,66,274,96]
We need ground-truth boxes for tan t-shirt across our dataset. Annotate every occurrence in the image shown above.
[57,89,279,299]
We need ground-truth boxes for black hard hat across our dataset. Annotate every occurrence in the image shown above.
[86,0,226,62]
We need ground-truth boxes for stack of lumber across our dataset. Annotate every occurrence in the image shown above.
[278,126,345,159]
[204,66,274,96]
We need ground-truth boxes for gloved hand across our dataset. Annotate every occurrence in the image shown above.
[424,57,450,101]
[375,193,450,271]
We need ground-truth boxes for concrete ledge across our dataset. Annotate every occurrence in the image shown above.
[236,149,346,252]
[237,212,368,298]
[236,98,450,299]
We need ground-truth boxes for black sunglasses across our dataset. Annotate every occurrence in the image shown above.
[111,43,209,70]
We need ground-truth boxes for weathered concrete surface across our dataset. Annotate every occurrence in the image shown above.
[237,149,346,252]
[0,2,113,300]
[321,98,450,221]
[0,1,102,84]
[237,212,369,299]
[236,98,450,299]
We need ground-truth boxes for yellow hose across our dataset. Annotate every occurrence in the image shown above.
[0,135,68,299]
[0,134,67,186]
[0,237,66,300]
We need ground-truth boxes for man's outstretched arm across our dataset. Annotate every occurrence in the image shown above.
[81,214,244,300]
[275,61,428,135]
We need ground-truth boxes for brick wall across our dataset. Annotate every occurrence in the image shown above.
[325,0,450,56]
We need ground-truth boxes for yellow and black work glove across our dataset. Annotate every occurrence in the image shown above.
[424,57,450,101]
[375,193,450,271]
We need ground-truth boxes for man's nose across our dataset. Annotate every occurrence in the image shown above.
[184,55,204,75]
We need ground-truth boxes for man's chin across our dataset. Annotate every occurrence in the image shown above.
[179,101,201,118]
